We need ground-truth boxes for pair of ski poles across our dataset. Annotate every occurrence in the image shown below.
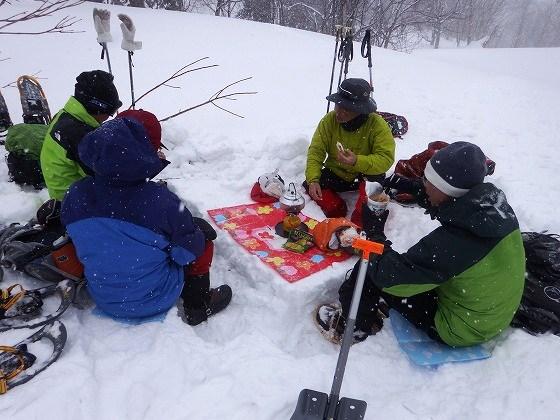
[326,28,374,114]
[96,21,137,109]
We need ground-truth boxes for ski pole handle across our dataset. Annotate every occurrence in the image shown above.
[361,29,372,67]
[361,30,373,90]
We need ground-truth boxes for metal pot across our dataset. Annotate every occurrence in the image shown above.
[279,182,305,214]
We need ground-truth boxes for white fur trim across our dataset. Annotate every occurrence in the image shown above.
[424,160,469,198]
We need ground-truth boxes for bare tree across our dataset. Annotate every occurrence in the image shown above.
[417,0,462,48]
[201,0,242,16]
[0,0,84,35]
[354,0,424,49]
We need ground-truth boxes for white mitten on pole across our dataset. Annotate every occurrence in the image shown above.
[118,14,142,51]
[93,8,112,43]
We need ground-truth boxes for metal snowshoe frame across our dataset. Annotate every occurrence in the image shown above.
[291,237,385,420]
[0,280,75,332]
[0,88,13,137]
[0,320,67,394]
[16,75,51,125]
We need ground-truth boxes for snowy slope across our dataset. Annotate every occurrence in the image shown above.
[1,2,560,419]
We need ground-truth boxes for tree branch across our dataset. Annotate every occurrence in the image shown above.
[0,0,84,35]
[159,77,257,122]
[132,57,219,107]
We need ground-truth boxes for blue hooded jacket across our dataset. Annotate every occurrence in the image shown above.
[61,117,205,319]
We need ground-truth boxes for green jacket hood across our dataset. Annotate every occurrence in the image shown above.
[436,183,518,238]
[63,96,100,128]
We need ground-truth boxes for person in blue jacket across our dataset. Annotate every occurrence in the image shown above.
[61,110,232,325]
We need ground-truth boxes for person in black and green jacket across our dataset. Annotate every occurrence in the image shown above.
[316,142,525,347]
[304,78,395,227]
[40,70,122,201]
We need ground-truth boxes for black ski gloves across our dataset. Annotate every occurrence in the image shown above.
[193,217,217,241]
[383,173,432,209]
[383,173,423,196]
[361,204,389,242]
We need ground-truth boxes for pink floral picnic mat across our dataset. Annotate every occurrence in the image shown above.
[207,203,353,283]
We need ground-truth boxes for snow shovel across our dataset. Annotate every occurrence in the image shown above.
[290,236,385,420]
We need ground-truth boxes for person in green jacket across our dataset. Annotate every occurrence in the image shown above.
[304,78,395,226]
[316,142,525,347]
[40,70,122,200]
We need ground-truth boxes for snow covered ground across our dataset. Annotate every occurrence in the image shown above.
[1,2,560,419]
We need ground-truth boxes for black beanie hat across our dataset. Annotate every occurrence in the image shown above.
[424,141,487,198]
[74,70,122,115]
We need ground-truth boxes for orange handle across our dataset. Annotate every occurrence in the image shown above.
[352,237,384,260]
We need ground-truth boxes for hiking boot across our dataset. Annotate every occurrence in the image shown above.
[314,303,383,345]
[184,284,232,326]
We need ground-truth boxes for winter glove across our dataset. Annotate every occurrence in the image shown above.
[258,169,285,199]
[361,204,389,241]
[193,217,218,241]
[118,14,142,51]
[36,199,62,227]
[93,8,112,43]
[383,173,423,196]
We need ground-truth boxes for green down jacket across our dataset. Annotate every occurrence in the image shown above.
[371,183,525,347]
[305,111,395,184]
[40,97,100,200]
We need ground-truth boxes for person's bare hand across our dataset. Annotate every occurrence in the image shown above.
[337,149,357,166]
[157,150,166,160]
[308,182,323,201]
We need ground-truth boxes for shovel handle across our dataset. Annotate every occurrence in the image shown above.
[352,237,384,260]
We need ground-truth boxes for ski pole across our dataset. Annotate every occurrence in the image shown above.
[118,14,142,110]
[327,26,342,114]
[93,9,113,75]
[100,43,112,74]
[128,51,136,109]
[361,29,373,92]
[325,236,384,420]
[337,28,353,89]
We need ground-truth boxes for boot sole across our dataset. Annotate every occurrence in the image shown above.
[312,303,342,345]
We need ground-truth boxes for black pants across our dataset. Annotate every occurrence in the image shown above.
[339,261,443,342]
[304,168,386,193]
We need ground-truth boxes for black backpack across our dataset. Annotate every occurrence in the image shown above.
[511,232,560,336]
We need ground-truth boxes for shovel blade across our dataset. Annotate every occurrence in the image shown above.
[335,397,367,420]
[290,389,328,420]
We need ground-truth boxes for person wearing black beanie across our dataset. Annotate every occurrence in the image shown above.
[317,141,525,348]
[40,70,122,201]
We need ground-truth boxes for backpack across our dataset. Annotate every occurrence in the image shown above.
[0,222,73,284]
[511,232,560,336]
[4,123,48,189]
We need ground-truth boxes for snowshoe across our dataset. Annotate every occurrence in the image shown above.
[0,280,75,332]
[184,284,232,326]
[0,320,67,394]
[377,111,408,138]
[16,76,51,125]
[0,88,12,141]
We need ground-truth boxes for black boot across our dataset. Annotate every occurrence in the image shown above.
[181,273,232,326]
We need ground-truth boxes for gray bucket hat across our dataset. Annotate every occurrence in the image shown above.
[326,78,377,114]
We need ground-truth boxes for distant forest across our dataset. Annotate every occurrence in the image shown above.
[92,0,560,49]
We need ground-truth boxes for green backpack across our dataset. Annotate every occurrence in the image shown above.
[5,123,48,188]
